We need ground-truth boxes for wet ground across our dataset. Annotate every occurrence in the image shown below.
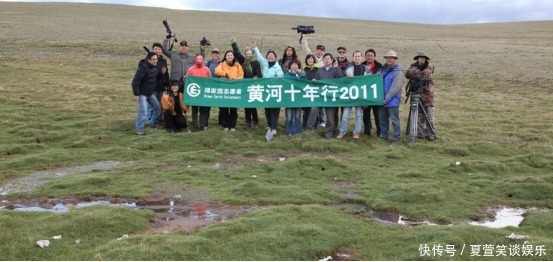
[1,197,546,232]
[0,196,261,233]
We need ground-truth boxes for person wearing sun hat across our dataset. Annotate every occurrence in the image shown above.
[379,50,404,145]
[405,51,436,141]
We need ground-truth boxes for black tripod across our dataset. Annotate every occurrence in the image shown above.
[404,79,436,143]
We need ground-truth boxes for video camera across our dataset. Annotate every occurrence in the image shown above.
[163,20,177,42]
[291,25,315,43]
[409,77,430,92]
[405,76,430,102]
[200,36,211,46]
[292,25,315,34]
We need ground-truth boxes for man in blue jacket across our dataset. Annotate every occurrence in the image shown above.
[379,50,404,145]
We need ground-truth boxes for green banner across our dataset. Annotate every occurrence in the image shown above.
[183,75,383,108]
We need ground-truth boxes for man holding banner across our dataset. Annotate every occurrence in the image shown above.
[315,53,344,139]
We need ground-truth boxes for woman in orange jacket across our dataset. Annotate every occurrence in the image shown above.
[161,80,189,133]
[214,51,244,131]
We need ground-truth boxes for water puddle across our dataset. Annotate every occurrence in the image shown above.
[468,207,529,228]
[335,203,436,226]
[0,197,261,233]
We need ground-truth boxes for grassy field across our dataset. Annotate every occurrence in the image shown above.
[0,2,552,260]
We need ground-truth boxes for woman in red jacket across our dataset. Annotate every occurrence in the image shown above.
[186,54,212,131]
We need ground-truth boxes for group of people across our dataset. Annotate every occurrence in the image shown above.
[131,34,437,142]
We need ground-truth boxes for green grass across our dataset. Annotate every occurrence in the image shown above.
[0,2,552,260]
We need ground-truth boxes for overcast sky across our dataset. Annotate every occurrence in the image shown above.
[2,0,553,24]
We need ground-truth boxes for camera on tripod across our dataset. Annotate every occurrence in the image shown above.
[200,36,211,46]
[163,20,177,41]
[291,25,315,43]
[408,77,429,93]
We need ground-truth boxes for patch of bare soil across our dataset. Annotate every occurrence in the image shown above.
[0,161,135,195]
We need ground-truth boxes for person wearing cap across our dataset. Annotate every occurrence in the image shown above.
[251,39,284,135]
[186,54,212,131]
[131,52,162,135]
[300,34,325,67]
[336,46,350,75]
[215,51,244,132]
[405,51,436,141]
[231,39,263,129]
[379,50,404,145]
[206,48,221,129]
[206,48,221,76]
[362,48,383,137]
[162,37,206,85]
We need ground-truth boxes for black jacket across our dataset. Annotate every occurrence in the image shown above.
[156,55,170,92]
[132,59,158,96]
[232,42,262,79]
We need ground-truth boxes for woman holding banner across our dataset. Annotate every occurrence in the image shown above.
[252,40,284,135]
[215,51,244,132]
[284,59,305,137]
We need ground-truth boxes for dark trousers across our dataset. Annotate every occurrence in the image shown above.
[245,108,259,126]
[192,106,210,128]
[301,107,311,130]
[164,110,187,131]
[363,106,381,136]
[264,108,280,131]
[324,107,338,139]
[220,107,237,128]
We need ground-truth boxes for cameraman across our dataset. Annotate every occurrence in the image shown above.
[405,51,436,141]
[162,38,206,86]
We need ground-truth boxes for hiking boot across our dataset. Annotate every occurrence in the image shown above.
[353,134,360,140]
[246,121,252,128]
[230,128,236,132]
[224,128,229,132]
[336,133,345,139]
[427,134,436,141]
[135,130,145,136]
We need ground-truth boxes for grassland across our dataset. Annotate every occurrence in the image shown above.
[0,2,552,260]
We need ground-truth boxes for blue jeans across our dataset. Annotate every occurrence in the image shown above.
[339,106,363,135]
[136,93,161,132]
[265,108,280,131]
[379,106,400,142]
[285,108,301,135]
[146,91,163,124]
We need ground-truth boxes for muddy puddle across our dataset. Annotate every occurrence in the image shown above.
[0,197,261,233]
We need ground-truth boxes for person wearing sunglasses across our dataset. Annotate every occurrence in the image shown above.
[336,46,350,75]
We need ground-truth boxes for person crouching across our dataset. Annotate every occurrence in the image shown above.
[161,80,189,133]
